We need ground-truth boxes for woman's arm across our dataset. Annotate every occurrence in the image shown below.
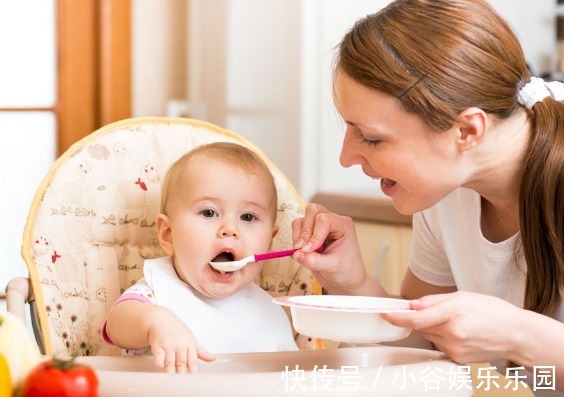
[512,309,564,391]
[401,269,458,299]
[383,291,564,392]
[291,204,457,298]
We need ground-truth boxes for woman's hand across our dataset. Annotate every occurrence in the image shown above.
[291,203,385,296]
[388,291,564,392]
[148,309,215,373]
[382,291,525,364]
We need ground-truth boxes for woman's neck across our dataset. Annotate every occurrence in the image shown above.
[480,196,520,242]
[465,111,530,242]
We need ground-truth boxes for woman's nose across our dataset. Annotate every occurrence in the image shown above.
[339,129,362,168]
[218,219,239,238]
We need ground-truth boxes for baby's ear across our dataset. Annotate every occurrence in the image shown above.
[271,225,279,239]
[156,214,174,255]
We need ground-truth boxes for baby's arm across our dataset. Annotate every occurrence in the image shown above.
[104,282,214,373]
[106,300,214,372]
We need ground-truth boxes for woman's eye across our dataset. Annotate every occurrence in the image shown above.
[358,133,380,147]
[201,209,217,217]
[240,213,255,222]
[348,124,380,147]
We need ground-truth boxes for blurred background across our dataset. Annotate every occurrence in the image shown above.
[0,0,558,299]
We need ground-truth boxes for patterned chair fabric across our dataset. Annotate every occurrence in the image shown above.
[21,117,321,357]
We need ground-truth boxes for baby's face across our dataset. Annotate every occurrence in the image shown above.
[164,157,277,298]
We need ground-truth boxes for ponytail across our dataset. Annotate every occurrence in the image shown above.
[520,98,564,317]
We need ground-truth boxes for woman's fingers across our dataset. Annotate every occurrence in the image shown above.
[291,217,305,248]
[291,203,370,295]
[382,301,452,330]
[409,292,458,310]
[292,203,353,253]
[292,204,331,251]
[382,292,460,329]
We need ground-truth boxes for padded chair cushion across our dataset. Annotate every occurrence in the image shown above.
[22,118,319,356]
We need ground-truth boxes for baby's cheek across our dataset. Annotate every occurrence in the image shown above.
[243,263,263,280]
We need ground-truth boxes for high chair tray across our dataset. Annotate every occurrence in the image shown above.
[77,345,473,397]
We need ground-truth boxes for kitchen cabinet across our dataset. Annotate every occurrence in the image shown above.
[355,221,411,296]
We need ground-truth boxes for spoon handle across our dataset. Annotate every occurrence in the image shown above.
[254,246,323,262]
[254,248,297,262]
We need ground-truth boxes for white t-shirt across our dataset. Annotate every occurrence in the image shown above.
[410,187,527,305]
[410,187,563,396]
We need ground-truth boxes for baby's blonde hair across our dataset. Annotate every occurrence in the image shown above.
[160,142,278,221]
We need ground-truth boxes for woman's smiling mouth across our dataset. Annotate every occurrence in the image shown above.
[380,178,397,196]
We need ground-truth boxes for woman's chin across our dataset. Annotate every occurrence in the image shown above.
[388,195,418,216]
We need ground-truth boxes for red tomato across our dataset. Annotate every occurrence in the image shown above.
[22,357,98,397]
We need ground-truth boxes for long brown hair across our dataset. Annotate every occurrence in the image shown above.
[337,0,564,317]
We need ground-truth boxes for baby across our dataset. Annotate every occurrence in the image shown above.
[104,142,297,373]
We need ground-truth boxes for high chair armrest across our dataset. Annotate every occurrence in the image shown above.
[6,277,31,323]
[5,277,44,354]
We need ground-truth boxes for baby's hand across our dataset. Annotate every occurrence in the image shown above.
[147,308,215,373]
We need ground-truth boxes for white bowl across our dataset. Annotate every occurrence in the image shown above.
[273,295,412,344]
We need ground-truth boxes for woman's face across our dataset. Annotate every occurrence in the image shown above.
[334,71,468,215]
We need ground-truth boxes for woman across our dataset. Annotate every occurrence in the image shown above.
[292,0,564,393]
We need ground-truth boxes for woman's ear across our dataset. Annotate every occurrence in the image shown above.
[456,107,488,151]
[157,214,174,256]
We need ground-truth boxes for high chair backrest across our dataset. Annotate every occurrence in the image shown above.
[21,117,320,357]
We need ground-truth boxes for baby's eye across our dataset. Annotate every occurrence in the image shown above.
[240,213,255,222]
[201,209,217,217]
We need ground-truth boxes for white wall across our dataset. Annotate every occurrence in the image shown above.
[132,0,557,202]
[491,0,556,75]
[304,1,394,201]
[131,0,186,117]
[186,0,303,191]
[306,0,556,200]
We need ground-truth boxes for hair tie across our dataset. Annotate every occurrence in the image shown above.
[517,76,564,109]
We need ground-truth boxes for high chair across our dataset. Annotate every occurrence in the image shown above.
[7,117,321,357]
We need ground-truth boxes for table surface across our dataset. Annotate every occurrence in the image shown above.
[74,346,532,397]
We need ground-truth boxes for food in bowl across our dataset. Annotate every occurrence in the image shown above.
[273,295,412,344]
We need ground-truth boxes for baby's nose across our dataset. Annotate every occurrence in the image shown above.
[218,220,239,238]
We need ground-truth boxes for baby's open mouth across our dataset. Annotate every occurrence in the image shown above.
[210,251,235,275]
[211,252,235,263]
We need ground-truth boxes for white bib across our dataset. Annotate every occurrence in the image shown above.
[143,257,298,354]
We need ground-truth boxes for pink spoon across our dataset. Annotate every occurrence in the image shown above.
[209,247,321,273]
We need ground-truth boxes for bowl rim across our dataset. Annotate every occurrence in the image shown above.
[272,295,414,314]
